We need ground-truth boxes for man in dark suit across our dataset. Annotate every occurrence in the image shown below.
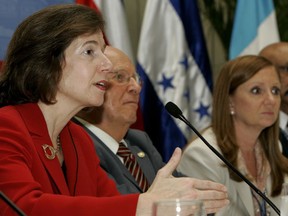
[74,46,180,194]
[260,42,288,158]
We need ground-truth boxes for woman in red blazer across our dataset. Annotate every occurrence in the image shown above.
[0,4,139,216]
[0,4,229,216]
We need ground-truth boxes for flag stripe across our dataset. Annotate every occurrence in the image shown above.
[170,0,213,90]
[137,63,186,160]
[238,11,279,57]
[229,0,279,59]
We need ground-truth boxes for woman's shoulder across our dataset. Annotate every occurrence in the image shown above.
[0,105,24,126]
[0,103,41,122]
[185,127,219,151]
[0,105,18,114]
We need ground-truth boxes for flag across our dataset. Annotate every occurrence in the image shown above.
[137,0,213,161]
[229,0,279,59]
[0,0,74,66]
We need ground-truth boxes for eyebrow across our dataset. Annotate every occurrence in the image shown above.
[82,40,99,48]
[81,40,107,53]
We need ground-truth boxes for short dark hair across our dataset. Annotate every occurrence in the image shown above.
[0,4,105,107]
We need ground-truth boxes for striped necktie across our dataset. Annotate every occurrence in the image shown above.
[117,142,149,192]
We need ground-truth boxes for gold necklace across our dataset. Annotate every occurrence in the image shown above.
[42,135,62,160]
[55,135,62,153]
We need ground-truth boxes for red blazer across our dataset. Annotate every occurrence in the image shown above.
[0,103,139,216]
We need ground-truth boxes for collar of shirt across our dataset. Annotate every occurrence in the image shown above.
[74,117,126,163]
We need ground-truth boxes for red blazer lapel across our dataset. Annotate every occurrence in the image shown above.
[64,122,102,196]
[60,125,79,195]
[15,103,70,195]
[34,136,70,195]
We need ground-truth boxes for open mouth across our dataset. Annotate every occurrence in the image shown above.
[95,80,108,90]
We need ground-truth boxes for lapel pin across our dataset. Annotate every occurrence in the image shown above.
[42,144,57,160]
[137,152,145,158]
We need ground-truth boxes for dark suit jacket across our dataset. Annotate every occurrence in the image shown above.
[279,129,288,158]
[0,103,138,216]
[73,118,182,194]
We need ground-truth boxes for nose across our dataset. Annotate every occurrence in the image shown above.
[101,54,113,74]
[128,78,141,94]
[264,91,278,105]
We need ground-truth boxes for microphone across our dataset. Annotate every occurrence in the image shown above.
[165,101,280,215]
[0,191,26,216]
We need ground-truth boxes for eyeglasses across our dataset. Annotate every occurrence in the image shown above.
[107,70,142,86]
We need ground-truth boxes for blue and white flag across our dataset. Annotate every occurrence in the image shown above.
[229,0,279,59]
[137,0,213,161]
